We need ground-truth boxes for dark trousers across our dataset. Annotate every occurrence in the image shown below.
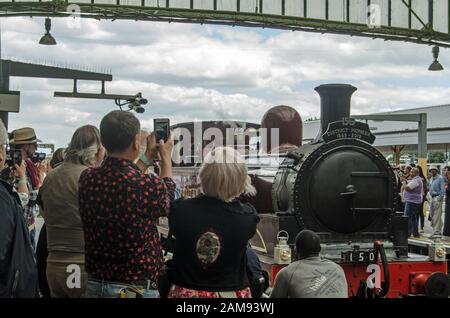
[405,201,420,237]
[444,198,450,236]
[416,202,425,230]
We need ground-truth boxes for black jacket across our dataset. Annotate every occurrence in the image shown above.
[0,180,39,298]
[169,195,259,292]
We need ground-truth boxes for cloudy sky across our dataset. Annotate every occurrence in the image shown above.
[1,16,449,148]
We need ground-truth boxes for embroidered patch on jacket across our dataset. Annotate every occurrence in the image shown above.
[196,231,221,265]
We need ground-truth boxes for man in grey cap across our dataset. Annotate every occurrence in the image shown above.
[270,230,348,298]
[428,166,445,237]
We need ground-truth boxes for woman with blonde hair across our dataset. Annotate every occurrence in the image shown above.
[167,146,259,298]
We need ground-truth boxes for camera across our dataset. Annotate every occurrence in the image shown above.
[31,152,47,164]
[5,149,22,168]
[127,93,148,114]
[134,105,146,114]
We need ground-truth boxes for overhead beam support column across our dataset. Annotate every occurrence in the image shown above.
[352,113,428,173]
[417,113,428,171]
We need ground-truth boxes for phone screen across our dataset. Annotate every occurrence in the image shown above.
[154,119,170,142]
[6,149,22,168]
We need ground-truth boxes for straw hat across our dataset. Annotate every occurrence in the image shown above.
[429,166,439,172]
[9,127,42,145]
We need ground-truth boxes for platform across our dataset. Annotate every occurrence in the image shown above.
[408,235,450,259]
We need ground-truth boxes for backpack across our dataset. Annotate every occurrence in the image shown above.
[0,180,39,298]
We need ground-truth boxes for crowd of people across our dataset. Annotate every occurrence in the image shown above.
[0,111,349,298]
[2,110,450,298]
[397,163,450,238]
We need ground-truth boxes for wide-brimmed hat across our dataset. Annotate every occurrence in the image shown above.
[429,166,439,172]
[9,127,42,145]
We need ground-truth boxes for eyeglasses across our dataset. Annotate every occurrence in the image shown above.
[30,143,38,148]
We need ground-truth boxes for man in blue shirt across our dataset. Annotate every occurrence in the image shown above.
[428,166,445,236]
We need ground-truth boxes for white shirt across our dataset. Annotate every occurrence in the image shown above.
[407,178,419,190]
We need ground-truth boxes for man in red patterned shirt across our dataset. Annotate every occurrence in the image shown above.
[79,110,175,298]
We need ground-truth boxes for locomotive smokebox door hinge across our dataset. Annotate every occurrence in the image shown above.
[340,185,358,197]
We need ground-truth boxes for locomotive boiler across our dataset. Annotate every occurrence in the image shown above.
[248,84,403,251]
[246,84,449,298]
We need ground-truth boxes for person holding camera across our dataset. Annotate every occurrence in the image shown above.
[79,111,175,298]
[9,127,43,249]
[0,120,39,297]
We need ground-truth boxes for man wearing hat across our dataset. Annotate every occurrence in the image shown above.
[428,166,445,237]
[9,127,43,248]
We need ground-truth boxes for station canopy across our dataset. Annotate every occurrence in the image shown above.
[1,0,450,47]
[303,104,450,153]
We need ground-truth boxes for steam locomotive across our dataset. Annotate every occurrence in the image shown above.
[164,84,450,298]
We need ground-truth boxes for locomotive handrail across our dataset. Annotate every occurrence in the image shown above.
[350,208,392,213]
[351,172,388,178]
[340,185,391,214]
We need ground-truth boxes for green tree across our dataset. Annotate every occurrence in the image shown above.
[428,152,445,163]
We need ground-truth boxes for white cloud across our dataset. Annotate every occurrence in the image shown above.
[1,17,449,148]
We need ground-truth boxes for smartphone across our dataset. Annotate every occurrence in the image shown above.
[5,148,22,168]
[154,118,170,143]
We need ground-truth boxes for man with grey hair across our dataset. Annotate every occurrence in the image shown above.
[37,125,105,298]
[0,120,39,297]
[428,166,445,237]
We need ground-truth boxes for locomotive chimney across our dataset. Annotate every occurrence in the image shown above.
[314,84,357,138]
